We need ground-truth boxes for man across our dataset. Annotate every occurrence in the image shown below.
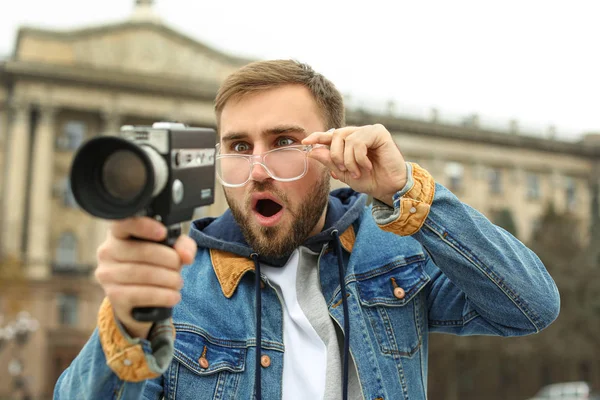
[55,60,560,399]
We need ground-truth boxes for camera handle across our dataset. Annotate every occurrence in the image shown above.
[131,223,182,322]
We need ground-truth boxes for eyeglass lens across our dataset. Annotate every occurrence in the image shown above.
[217,147,307,185]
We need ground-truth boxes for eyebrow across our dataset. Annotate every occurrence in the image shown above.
[221,125,307,142]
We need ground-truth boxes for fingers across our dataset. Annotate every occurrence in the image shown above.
[302,126,355,146]
[305,127,375,179]
[110,217,167,241]
[95,263,183,290]
[98,235,195,268]
[174,235,197,265]
[96,262,184,290]
[105,284,182,309]
[302,130,333,146]
[330,129,348,172]
[354,143,373,172]
[102,234,197,266]
[100,238,182,268]
[101,219,197,267]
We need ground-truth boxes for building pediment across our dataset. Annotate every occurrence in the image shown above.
[13,22,252,84]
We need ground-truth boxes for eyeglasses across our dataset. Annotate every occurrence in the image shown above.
[215,144,328,187]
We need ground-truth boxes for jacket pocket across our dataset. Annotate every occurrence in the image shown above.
[167,325,247,400]
[356,255,430,358]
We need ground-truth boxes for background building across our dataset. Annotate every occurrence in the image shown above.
[0,2,598,399]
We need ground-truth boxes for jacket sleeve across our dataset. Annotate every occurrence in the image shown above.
[372,162,560,336]
[53,298,173,399]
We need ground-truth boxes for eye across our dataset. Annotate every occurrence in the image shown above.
[231,142,251,153]
[275,137,296,147]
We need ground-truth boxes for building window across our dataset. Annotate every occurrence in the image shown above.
[56,232,78,265]
[57,293,78,326]
[445,162,464,193]
[565,177,577,211]
[488,168,502,194]
[53,178,78,208]
[63,179,78,208]
[526,173,541,200]
[57,121,86,150]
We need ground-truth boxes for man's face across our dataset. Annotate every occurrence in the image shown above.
[219,84,330,258]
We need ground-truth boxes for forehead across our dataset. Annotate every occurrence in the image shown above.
[219,85,326,140]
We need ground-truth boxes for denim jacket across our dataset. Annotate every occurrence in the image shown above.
[54,164,560,400]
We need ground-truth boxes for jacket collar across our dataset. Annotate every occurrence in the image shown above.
[210,225,356,298]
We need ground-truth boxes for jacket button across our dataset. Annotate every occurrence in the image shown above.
[393,287,406,299]
[261,355,271,368]
[199,357,209,369]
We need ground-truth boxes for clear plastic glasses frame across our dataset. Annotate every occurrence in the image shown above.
[215,144,328,187]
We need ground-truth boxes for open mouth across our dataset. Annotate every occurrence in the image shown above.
[255,199,283,218]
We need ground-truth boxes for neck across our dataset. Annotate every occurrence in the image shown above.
[309,203,328,237]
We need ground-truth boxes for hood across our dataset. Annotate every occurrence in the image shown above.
[188,187,367,267]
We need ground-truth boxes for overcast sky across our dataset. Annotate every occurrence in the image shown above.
[1,0,599,141]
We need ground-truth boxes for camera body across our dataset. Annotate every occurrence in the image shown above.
[120,122,216,225]
[70,122,217,226]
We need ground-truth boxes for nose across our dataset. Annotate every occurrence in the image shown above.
[249,156,271,182]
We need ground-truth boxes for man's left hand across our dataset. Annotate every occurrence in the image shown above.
[302,124,407,207]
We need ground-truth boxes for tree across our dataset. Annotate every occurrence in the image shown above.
[491,207,519,238]
[526,201,599,366]
[528,203,582,275]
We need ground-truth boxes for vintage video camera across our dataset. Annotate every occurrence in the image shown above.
[70,122,216,322]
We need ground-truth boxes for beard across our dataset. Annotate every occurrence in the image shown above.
[224,174,330,258]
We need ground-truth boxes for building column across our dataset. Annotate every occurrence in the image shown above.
[469,161,488,212]
[590,162,600,224]
[26,105,57,279]
[510,166,529,240]
[0,105,6,261]
[0,104,6,212]
[100,110,121,136]
[550,169,564,211]
[1,103,32,260]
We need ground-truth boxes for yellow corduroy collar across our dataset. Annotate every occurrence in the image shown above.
[210,225,356,298]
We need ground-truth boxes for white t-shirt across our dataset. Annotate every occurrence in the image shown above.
[261,249,327,400]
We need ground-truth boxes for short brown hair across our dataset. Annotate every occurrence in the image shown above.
[214,59,345,131]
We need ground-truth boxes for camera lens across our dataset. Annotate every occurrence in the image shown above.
[101,150,147,201]
[70,136,157,219]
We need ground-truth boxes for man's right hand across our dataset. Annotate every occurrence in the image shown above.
[95,217,197,340]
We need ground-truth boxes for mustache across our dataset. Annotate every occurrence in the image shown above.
[244,181,289,207]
